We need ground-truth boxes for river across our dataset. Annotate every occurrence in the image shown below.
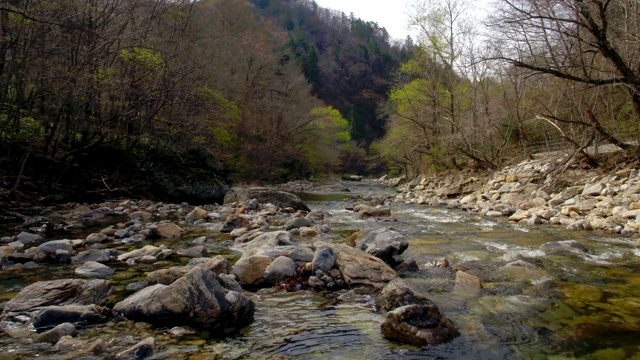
[1,181,639,359]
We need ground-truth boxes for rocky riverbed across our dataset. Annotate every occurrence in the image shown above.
[1,166,640,359]
[0,187,458,359]
[386,152,640,237]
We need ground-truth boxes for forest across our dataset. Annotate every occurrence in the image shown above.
[1,0,639,203]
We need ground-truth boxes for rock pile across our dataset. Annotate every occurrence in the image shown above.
[388,154,640,236]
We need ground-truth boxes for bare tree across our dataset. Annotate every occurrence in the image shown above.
[490,0,640,149]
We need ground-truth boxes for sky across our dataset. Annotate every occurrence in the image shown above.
[312,0,493,41]
[313,0,414,40]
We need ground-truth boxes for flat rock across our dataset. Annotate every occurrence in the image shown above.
[75,261,114,278]
[3,279,112,318]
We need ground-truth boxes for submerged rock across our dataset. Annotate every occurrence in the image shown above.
[32,305,107,330]
[540,240,589,256]
[114,267,255,331]
[33,322,77,344]
[381,304,460,346]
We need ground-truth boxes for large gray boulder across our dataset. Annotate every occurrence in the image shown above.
[224,188,310,211]
[315,241,396,290]
[355,228,409,265]
[72,249,118,264]
[3,279,112,319]
[113,267,254,330]
[381,304,460,346]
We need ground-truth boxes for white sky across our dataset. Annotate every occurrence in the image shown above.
[313,0,493,41]
[313,0,414,40]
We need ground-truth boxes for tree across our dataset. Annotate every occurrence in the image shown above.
[490,0,640,150]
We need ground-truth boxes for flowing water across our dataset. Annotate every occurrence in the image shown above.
[1,182,640,359]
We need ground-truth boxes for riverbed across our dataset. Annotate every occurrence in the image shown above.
[1,181,639,359]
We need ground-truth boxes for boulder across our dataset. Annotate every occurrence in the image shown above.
[37,240,74,255]
[3,279,112,318]
[355,205,392,219]
[240,231,294,258]
[84,233,108,245]
[113,267,255,330]
[540,240,588,256]
[221,215,252,233]
[232,255,272,287]
[32,305,106,329]
[455,270,483,289]
[355,228,408,265]
[176,246,207,258]
[316,242,396,290]
[14,232,42,246]
[33,322,77,344]
[224,188,310,211]
[156,223,183,238]
[117,245,171,262]
[284,217,312,230]
[115,337,155,360]
[375,278,435,312]
[185,207,208,222]
[380,304,460,346]
[263,256,297,285]
[147,266,189,285]
[312,245,336,273]
[75,261,114,278]
[72,249,117,264]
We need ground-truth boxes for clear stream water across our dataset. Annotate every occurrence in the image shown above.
[1,182,639,359]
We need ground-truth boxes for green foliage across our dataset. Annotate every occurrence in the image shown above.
[120,47,164,72]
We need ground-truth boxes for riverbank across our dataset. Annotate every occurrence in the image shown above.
[384,150,640,237]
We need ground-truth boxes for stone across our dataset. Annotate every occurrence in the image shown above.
[176,246,207,258]
[380,304,459,346]
[117,245,170,262]
[3,279,111,318]
[84,233,108,245]
[75,261,114,278]
[224,188,310,211]
[356,205,392,219]
[147,266,189,285]
[114,267,255,330]
[375,278,436,312]
[455,270,483,289]
[188,256,232,275]
[32,305,106,329]
[508,209,530,222]
[540,240,588,256]
[156,223,183,238]
[527,215,543,226]
[221,215,252,233]
[33,322,77,344]
[312,245,336,273]
[38,240,74,255]
[239,231,294,258]
[185,207,209,222]
[299,227,318,237]
[284,217,312,230]
[14,232,42,246]
[115,337,155,360]
[316,242,396,290]
[72,249,117,264]
[582,183,605,197]
[460,195,476,205]
[263,256,297,285]
[355,228,408,265]
[232,255,273,287]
